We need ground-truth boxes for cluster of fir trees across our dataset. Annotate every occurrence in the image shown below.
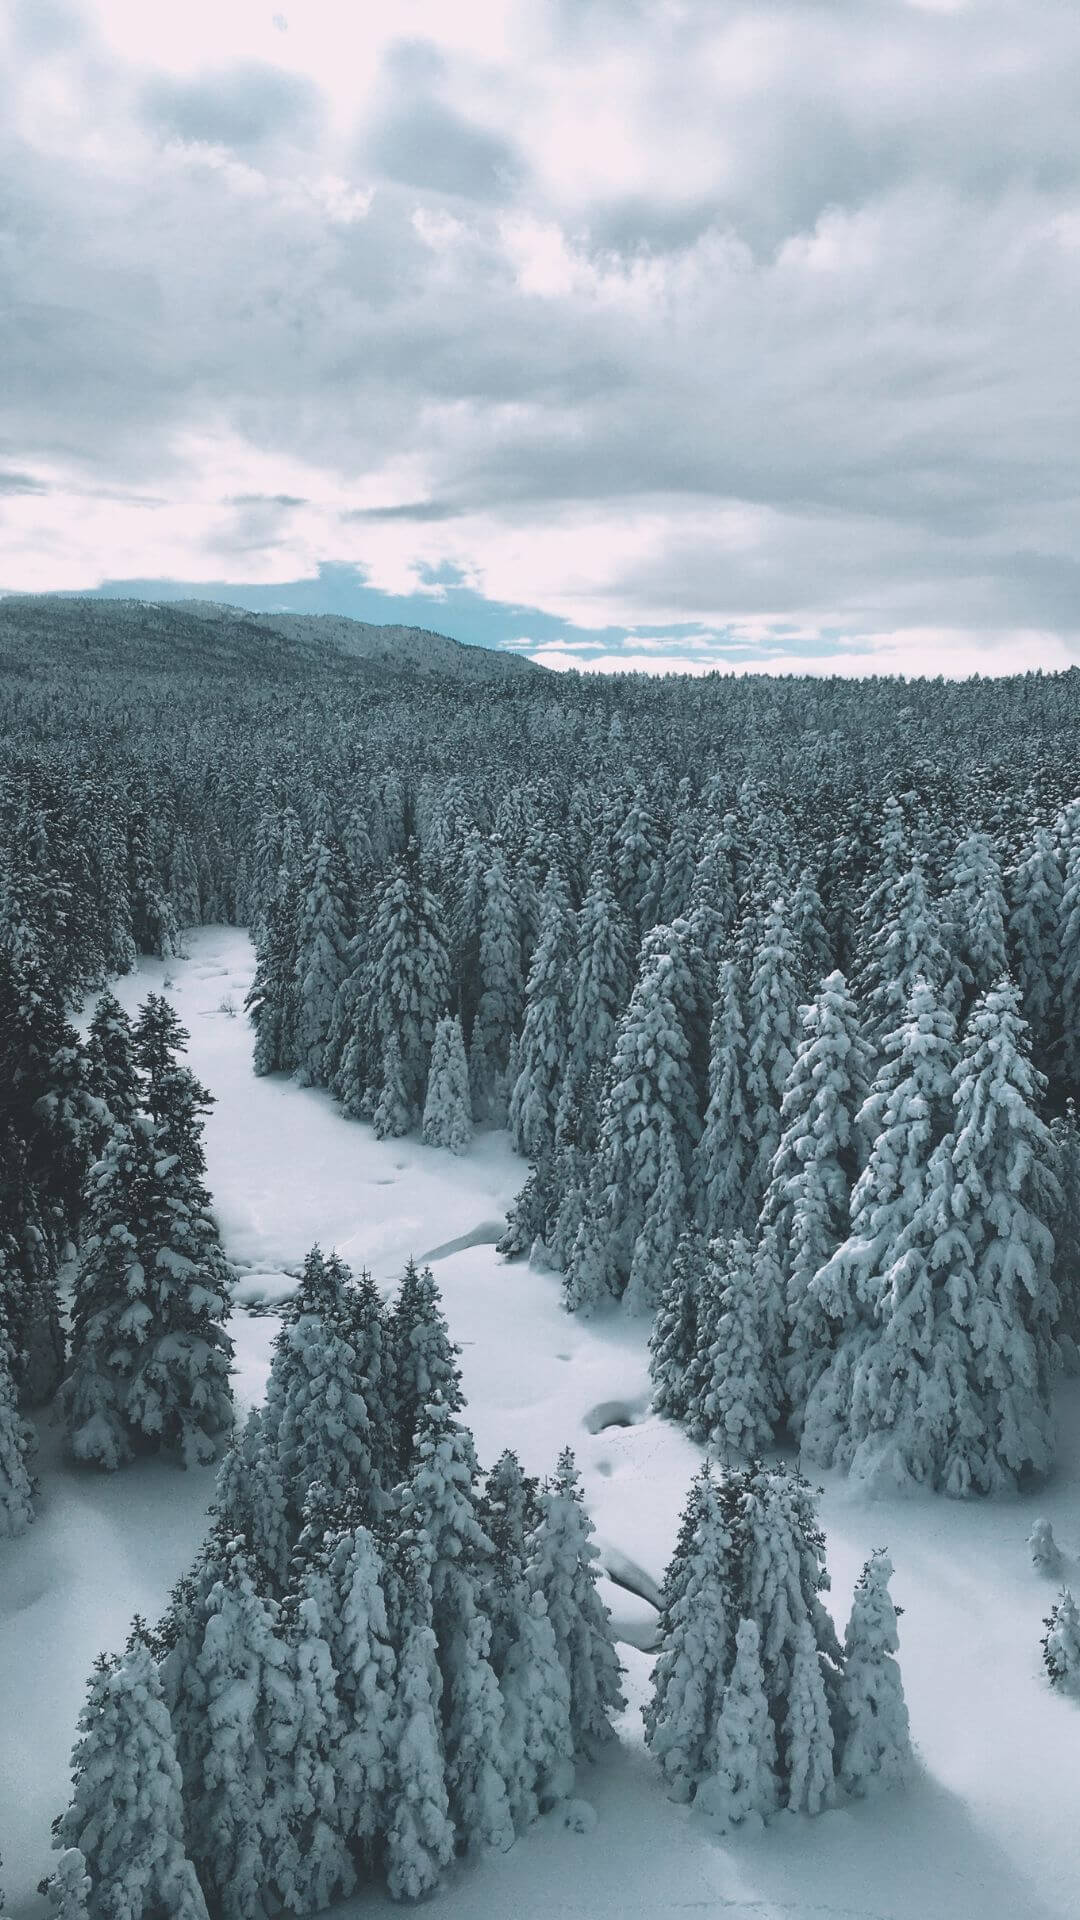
[43,1249,626,1916]
[64,992,234,1473]
[0,989,234,1535]
[648,968,1079,1495]
[646,1463,911,1824]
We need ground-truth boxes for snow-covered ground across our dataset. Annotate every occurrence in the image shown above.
[3,925,1079,1919]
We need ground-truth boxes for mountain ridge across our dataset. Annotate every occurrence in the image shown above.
[0,593,542,683]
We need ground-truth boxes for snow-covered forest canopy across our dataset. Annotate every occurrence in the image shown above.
[2,594,1080,1918]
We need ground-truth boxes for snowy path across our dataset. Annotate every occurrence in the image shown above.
[2,926,1079,1919]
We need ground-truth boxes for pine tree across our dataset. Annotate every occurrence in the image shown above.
[422,1014,473,1154]
[355,853,452,1126]
[696,1618,779,1828]
[1043,1588,1080,1695]
[84,991,139,1154]
[500,1588,576,1827]
[510,871,574,1159]
[272,1588,355,1914]
[695,959,758,1240]
[643,1466,735,1801]
[559,866,632,1105]
[0,1328,35,1536]
[648,1228,707,1424]
[1029,1517,1063,1577]
[372,1031,411,1141]
[572,926,699,1306]
[469,838,524,1125]
[44,1848,92,1920]
[782,1621,835,1814]
[922,978,1059,1495]
[51,1633,209,1920]
[860,857,959,1042]
[1061,834,1080,1088]
[442,1600,515,1855]
[383,1534,456,1901]
[184,1544,290,1920]
[949,829,1009,1009]
[1050,1099,1080,1370]
[838,1550,912,1796]
[1009,824,1063,1071]
[698,1231,774,1458]
[292,831,352,1086]
[246,865,302,1076]
[263,1249,389,1535]
[528,1447,625,1754]
[802,977,958,1477]
[65,1121,157,1471]
[744,897,801,1208]
[322,1520,396,1852]
[390,1260,464,1471]
[772,970,872,1427]
[736,1464,844,1743]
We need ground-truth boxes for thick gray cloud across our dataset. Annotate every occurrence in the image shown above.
[3,2,1080,669]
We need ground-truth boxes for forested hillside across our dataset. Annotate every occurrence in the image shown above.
[4,599,1080,1911]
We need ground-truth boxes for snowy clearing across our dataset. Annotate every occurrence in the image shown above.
[2,926,1079,1920]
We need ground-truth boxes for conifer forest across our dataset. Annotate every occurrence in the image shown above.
[0,595,1078,1918]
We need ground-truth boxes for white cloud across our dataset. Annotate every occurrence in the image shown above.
[5,1,1080,672]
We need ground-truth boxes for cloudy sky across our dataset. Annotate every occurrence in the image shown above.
[3,1,1080,676]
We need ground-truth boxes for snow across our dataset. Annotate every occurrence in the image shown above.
[3,925,1080,1917]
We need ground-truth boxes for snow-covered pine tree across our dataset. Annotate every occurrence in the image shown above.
[920,978,1059,1495]
[744,896,801,1209]
[475,1449,535,1648]
[50,1632,209,1920]
[500,1587,576,1827]
[1050,1099,1080,1370]
[528,1447,625,1755]
[382,1533,456,1901]
[1029,1517,1063,1577]
[65,1121,157,1471]
[390,1260,464,1471]
[1043,1588,1080,1695]
[570,925,699,1308]
[643,1465,735,1801]
[442,1598,515,1855]
[783,1620,835,1814]
[648,1227,707,1424]
[1009,824,1064,1074]
[0,1326,35,1536]
[263,1249,386,1535]
[558,867,632,1116]
[84,990,139,1155]
[321,1519,396,1854]
[271,1587,355,1915]
[211,1406,292,1592]
[509,870,574,1160]
[354,851,452,1128]
[698,1230,774,1459]
[183,1542,290,1920]
[859,857,960,1042]
[949,828,1010,1011]
[372,1030,411,1140]
[695,958,757,1240]
[696,1618,779,1828]
[801,977,958,1476]
[246,864,302,1075]
[837,1549,911,1796]
[736,1463,844,1761]
[292,830,352,1086]
[422,1013,473,1153]
[44,1847,92,1920]
[771,970,872,1428]
[1061,833,1080,1089]
[469,838,524,1125]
